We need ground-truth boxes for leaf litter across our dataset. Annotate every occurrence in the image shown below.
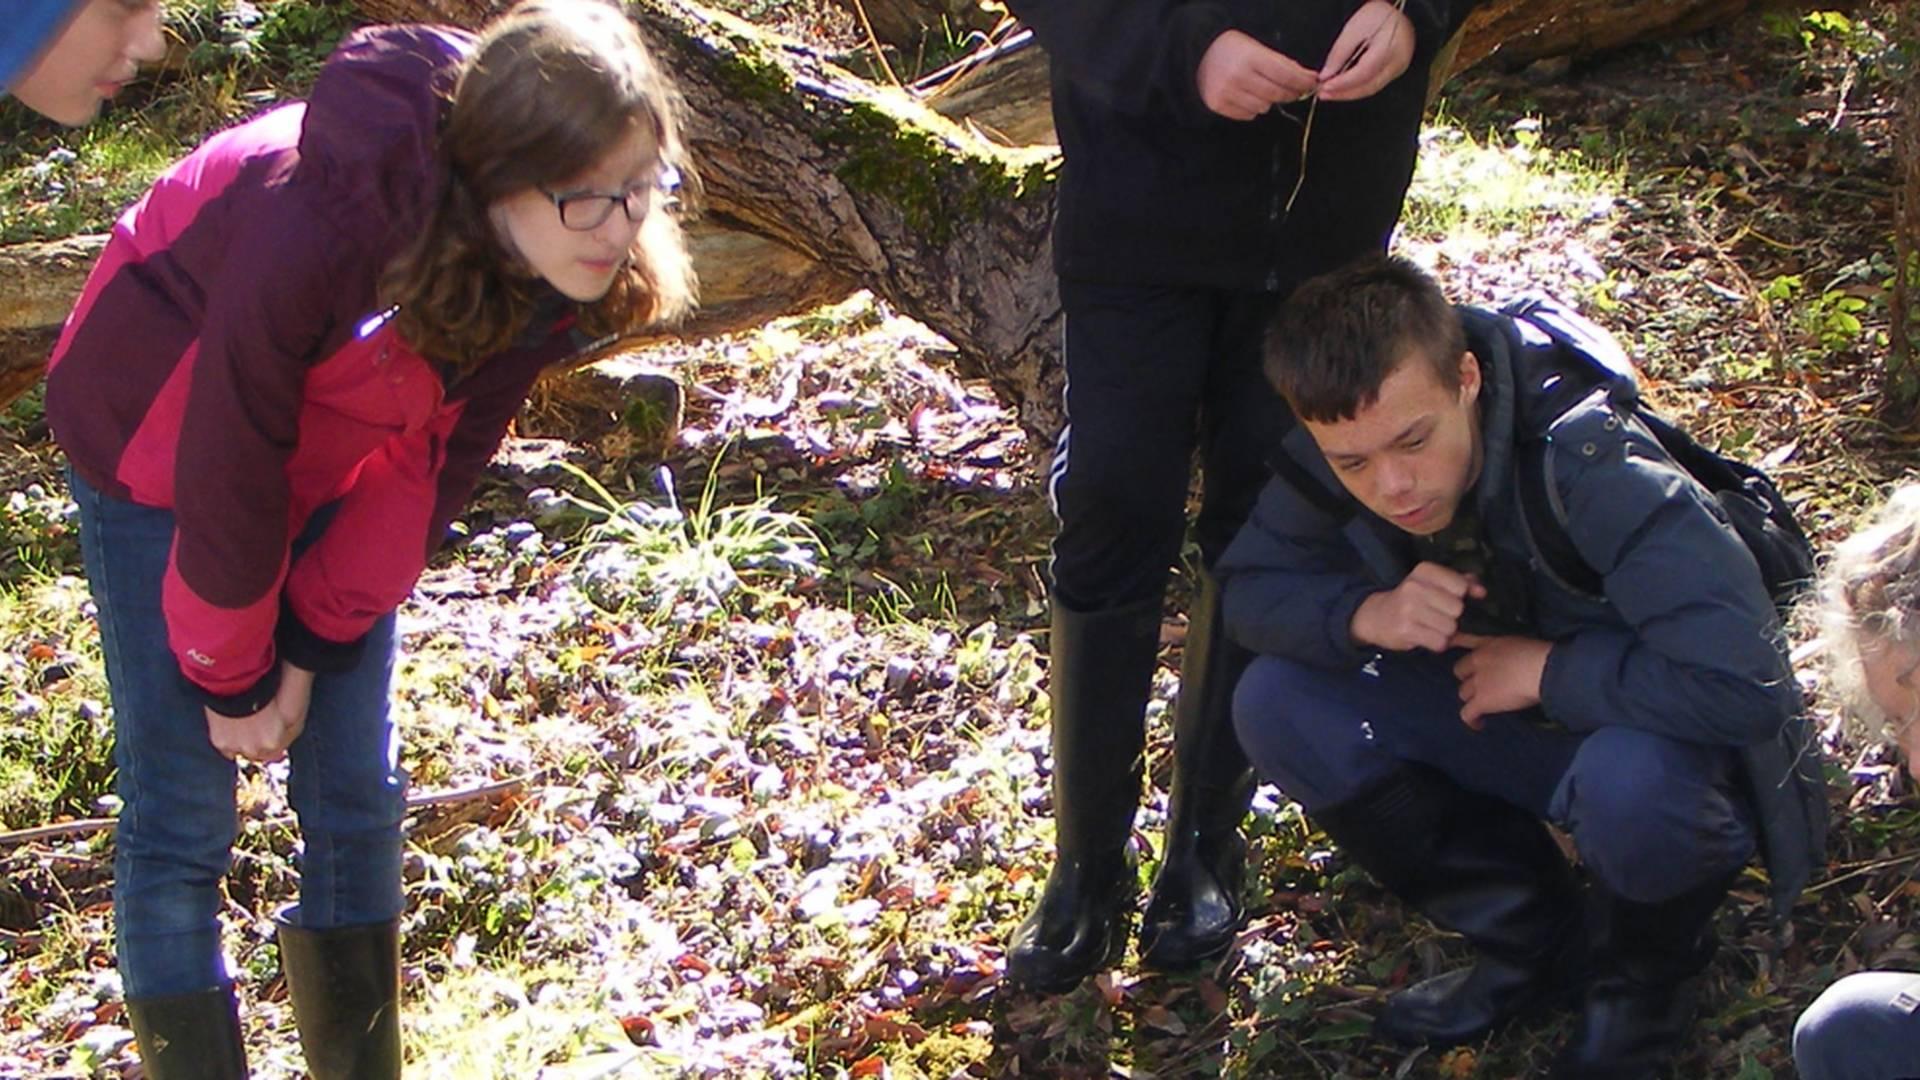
[3,6,1920,1078]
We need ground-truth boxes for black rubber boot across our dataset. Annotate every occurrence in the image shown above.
[126,985,250,1079]
[1006,596,1163,994]
[276,907,402,1080]
[1314,766,1585,1048]
[1552,874,1734,1080]
[1138,572,1255,972]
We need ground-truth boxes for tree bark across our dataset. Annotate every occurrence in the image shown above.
[630,3,1066,441]
[0,329,60,410]
[1457,0,1755,71]
[665,220,856,351]
[0,235,105,332]
[923,33,1053,146]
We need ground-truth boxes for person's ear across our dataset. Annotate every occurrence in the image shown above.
[1457,350,1481,405]
[488,202,522,266]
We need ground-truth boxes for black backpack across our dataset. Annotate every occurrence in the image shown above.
[1501,295,1815,615]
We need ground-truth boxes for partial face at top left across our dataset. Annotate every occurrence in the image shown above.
[12,0,166,126]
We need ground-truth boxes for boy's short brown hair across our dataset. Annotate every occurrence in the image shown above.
[1265,255,1467,423]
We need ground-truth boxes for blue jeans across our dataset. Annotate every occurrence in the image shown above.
[1794,971,1920,1080]
[1233,649,1757,903]
[73,470,407,999]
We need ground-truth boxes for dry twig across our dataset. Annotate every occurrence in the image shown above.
[0,770,546,850]
[1282,0,1411,220]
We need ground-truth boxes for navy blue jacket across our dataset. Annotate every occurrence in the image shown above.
[1001,0,1478,291]
[1219,307,1827,910]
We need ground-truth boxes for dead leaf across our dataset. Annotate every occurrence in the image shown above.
[618,1013,657,1047]
[1139,1005,1187,1035]
[863,1011,929,1044]
[1440,1047,1477,1078]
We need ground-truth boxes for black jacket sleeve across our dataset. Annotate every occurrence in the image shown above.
[1401,0,1481,68]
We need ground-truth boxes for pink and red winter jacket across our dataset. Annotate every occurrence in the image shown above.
[46,26,590,715]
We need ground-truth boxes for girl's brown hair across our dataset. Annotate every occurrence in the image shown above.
[381,0,696,370]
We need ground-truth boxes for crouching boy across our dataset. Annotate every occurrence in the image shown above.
[1219,255,1824,1077]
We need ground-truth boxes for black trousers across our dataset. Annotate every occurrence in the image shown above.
[1047,278,1292,610]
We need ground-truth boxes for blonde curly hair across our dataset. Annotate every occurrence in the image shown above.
[1812,483,1920,743]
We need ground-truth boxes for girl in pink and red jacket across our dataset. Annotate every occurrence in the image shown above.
[45,2,693,1074]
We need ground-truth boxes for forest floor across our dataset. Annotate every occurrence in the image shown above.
[0,3,1917,1078]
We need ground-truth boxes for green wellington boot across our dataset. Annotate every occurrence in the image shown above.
[126,984,250,1079]
[276,907,403,1079]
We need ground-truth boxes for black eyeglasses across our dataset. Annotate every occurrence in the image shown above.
[539,165,681,232]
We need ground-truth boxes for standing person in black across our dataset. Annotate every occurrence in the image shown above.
[999,0,1481,992]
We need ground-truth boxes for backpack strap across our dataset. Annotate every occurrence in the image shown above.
[1501,294,1815,614]
[1498,296,1618,600]
[1502,293,1636,384]
[1516,435,1604,598]
[1519,404,1816,613]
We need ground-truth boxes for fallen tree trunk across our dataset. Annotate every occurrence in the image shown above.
[0,329,59,410]
[1458,0,1755,70]
[0,221,851,398]
[632,4,1066,441]
[665,220,855,349]
[926,0,1768,148]
[4,0,1787,445]
[0,235,105,331]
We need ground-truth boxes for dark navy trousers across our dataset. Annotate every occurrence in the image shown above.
[1232,648,1758,903]
[1047,279,1288,610]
